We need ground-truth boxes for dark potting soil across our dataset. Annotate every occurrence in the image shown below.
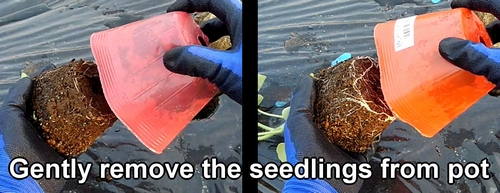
[313,56,394,153]
[31,59,117,157]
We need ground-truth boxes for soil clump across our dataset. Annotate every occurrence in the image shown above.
[313,56,395,153]
[31,59,117,157]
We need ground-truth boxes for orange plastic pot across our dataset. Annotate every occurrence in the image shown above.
[90,12,219,154]
[374,8,495,138]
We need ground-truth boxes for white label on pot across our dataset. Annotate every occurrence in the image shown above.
[394,15,417,52]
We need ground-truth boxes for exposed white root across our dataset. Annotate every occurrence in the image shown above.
[73,78,80,92]
[329,56,395,123]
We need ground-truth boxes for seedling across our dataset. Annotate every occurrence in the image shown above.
[258,73,290,141]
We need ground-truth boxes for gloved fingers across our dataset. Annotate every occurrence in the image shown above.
[488,85,500,97]
[450,0,500,44]
[167,0,241,45]
[0,109,66,192]
[284,76,371,192]
[451,0,500,20]
[345,149,374,163]
[284,108,366,191]
[285,76,359,163]
[439,37,500,85]
[200,18,229,43]
[486,20,500,44]
[284,76,319,158]
[289,75,317,114]
[163,45,225,78]
[1,62,56,113]
[0,78,32,113]
[0,62,64,192]
[163,45,242,104]
[285,76,319,145]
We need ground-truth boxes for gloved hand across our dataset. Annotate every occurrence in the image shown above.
[0,62,65,193]
[283,75,374,193]
[439,0,500,95]
[163,0,242,104]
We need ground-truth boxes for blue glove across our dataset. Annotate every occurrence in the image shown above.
[0,62,65,193]
[283,76,373,193]
[163,0,242,104]
[439,0,500,94]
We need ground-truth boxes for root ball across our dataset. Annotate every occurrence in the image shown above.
[313,56,395,153]
[31,59,117,157]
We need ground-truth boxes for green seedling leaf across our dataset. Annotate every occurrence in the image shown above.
[258,74,267,92]
[21,73,29,79]
[258,94,264,106]
[276,142,287,162]
[282,107,290,120]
